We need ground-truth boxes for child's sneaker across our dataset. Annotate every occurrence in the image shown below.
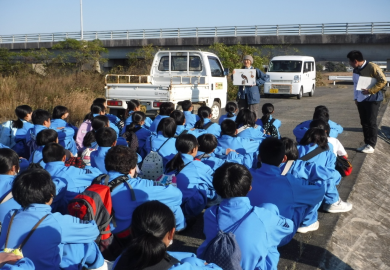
[323,199,353,213]
[297,221,319,233]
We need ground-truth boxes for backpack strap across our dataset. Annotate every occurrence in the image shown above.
[270,118,276,125]
[299,147,327,161]
[0,191,13,204]
[281,160,294,176]
[92,174,110,186]
[237,125,249,134]
[177,161,192,174]
[156,138,171,153]
[215,205,254,233]
[108,175,136,201]
[203,122,214,130]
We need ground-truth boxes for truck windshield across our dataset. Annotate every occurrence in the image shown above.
[268,61,302,72]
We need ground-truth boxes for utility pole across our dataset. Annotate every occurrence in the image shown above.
[80,0,84,40]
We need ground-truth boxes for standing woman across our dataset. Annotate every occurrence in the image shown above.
[234,55,267,119]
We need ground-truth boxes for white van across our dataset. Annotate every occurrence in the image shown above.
[264,56,316,99]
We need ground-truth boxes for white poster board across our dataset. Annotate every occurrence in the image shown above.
[356,76,377,91]
[233,69,257,86]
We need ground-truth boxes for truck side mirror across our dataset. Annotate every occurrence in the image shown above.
[224,68,229,76]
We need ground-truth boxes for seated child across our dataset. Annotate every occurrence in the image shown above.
[181,100,199,129]
[247,137,326,246]
[92,98,122,132]
[0,169,103,270]
[50,106,78,155]
[293,105,343,143]
[149,102,175,133]
[256,103,281,138]
[8,105,34,158]
[29,129,60,168]
[170,110,205,138]
[219,101,238,125]
[113,201,221,270]
[165,134,217,218]
[76,104,105,152]
[122,99,153,134]
[235,109,267,142]
[194,106,221,138]
[122,111,151,158]
[90,127,117,174]
[197,162,293,270]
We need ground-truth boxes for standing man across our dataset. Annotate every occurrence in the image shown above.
[347,50,387,153]
[235,55,267,119]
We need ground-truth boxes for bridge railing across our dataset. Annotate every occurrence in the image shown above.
[1,22,390,44]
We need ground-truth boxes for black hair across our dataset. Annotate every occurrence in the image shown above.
[313,106,329,122]
[213,163,252,198]
[127,100,140,112]
[170,110,185,126]
[126,111,146,133]
[166,134,198,173]
[114,201,175,270]
[259,137,286,166]
[105,145,138,174]
[13,169,56,208]
[159,102,175,116]
[83,115,110,147]
[0,148,20,174]
[93,98,107,106]
[181,100,192,112]
[42,143,66,163]
[261,103,274,123]
[220,119,237,136]
[95,127,117,147]
[225,102,238,118]
[12,105,32,129]
[197,134,218,154]
[52,106,68,120]
[310,119,331,136]
[347,50,364,62]
[157,118,176,138]
[281,137,299,161]
[84,103,106,121]
[36,129,58,146]
[235,109,256,127]
[32,109,50,125]
[300,128,329,150]
[194,106,212,129]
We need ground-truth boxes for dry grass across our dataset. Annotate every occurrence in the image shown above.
[0,71,105,126]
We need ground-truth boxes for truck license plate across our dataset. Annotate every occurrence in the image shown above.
[270,89,279,93]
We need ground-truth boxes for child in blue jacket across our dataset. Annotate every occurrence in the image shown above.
[181,100,199,129]
[113,201,221,270]
[219,101,238,124]
[90,127,117,174]
[293,105,343,143]
[197,163,293,270]
[50,106,78,155]
[170,110,206,138]
[144,118,178,167]
[93,97,123,132]
[0,169,103,270]
[256,103,282,138]
[122,99,153,134]
[29,129,60,168]
[165,134,218,218]
[8,105,34,158]
[149,102,175,133]
[235,109,267,142]
[194,106,221,138]
[247,137,326,246]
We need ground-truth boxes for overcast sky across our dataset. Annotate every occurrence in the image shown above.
[1,0,389,35]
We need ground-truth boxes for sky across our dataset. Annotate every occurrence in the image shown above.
[1,0,389,36]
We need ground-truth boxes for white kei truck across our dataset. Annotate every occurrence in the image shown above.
[263,55,316,99]
[105,50,228,122]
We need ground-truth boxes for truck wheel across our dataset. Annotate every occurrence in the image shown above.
[297,87,303,100]
[211,101,221,123]
[309,85,314,97]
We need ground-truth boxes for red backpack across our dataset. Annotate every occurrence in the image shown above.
[67,174,136,261]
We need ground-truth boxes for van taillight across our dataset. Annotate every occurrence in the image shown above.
[107,101,122,106]
[153,102,162,107]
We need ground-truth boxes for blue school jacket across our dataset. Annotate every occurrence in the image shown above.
[167,153,216,218]
[248,163,326,246]
[106,113,121,127]
[196,150,253,171]
[0,175,21,225]
[183,111,199,129]
[90,146,111,174]
[12,120,34,157]
[256,115,282,138]
[218,114,236,125]
[50,119,77,155]
[134,126,152,158]
[45,161,102,203]
[113,251,222,270]
[217,135,259,156]
[0,204,99,270]
[91,114,120,137]
[102,171,185,232]
[236,125,267,142]
[144,132,177,167]
[149,115,170,133]
[197,197,293,270]
[293,119,343,143]
[175,125,206,138]
[199,119,221,138]
[0,256,35,270]
[122,111,153,134]
[28,146,45,168]
[60,242,104,270]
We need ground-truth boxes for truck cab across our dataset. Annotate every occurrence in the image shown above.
[264,56,316,99]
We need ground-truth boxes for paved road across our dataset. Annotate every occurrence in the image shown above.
[170,84,382,269]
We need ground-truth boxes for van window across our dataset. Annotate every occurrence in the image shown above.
[208,57,224,77]
[303,61,315,73]
[158,56,202,71]
[268,61,302,72]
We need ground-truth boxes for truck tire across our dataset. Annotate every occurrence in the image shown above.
[297,87,303,100]
[211,101,221,123]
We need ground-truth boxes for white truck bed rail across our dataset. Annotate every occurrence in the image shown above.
[105,74,151,84]
[329,75,390,86]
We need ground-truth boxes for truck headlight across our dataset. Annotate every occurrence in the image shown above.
[265,75,270,82]
[293,75,300,83]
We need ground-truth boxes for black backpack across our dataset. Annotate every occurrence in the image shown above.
[262,118,278,138]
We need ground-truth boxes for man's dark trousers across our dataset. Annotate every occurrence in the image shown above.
[357,101,381,148]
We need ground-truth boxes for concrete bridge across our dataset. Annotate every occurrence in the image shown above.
[1,22,390,66]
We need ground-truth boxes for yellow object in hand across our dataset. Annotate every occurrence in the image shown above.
[3,248,23,257]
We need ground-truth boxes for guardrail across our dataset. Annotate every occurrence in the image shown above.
[1,22,390,44]
[329,75,390,86]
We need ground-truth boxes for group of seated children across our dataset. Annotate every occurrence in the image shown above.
[0,99,353,270]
